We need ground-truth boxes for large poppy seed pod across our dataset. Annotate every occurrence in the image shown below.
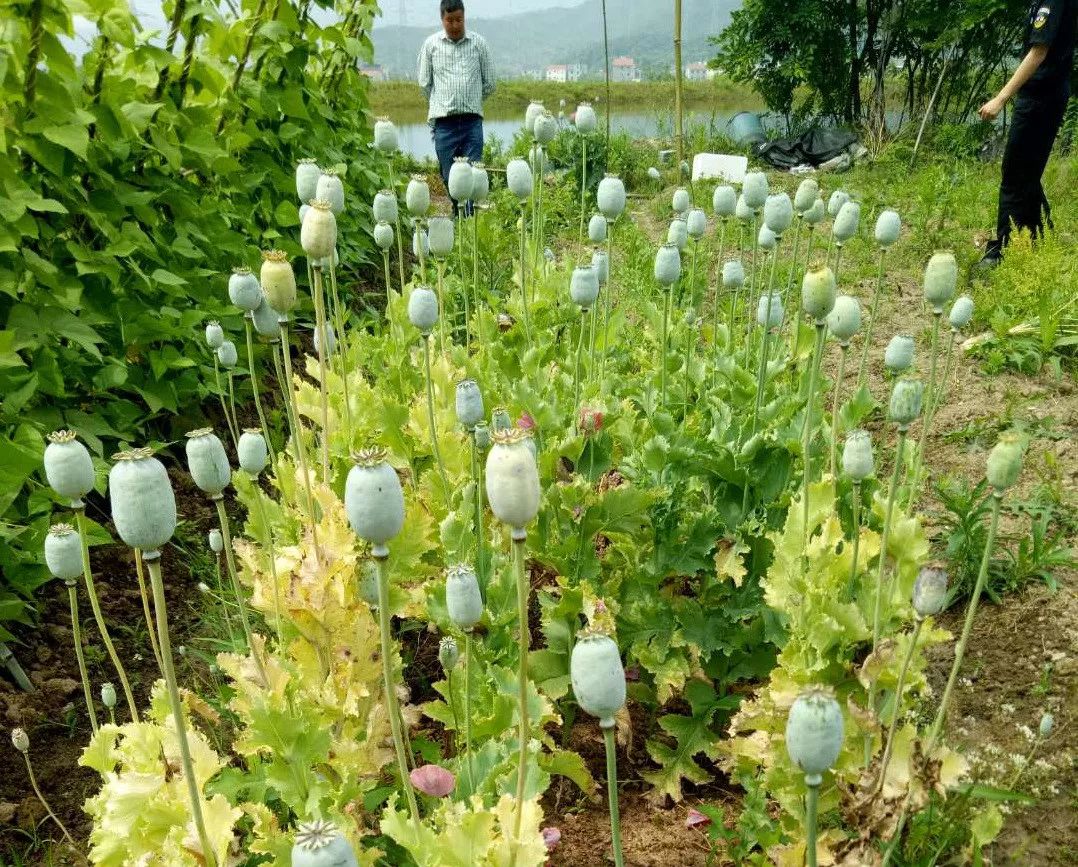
[722,259,745,289]
[344,447,405,557]
[506,159,534,200]
[672,187,691,215]
[801,264,837,320]
[217,340,238,369]
[597,174,626,221]
[260,250,297,315]
[735,194,754,223]
[228,267,262,312]
[827,189,850,217]
[875,209,901,247]
[575,101,597,133]
[448,157,475,202]
[45,524,83,581]
[832,200,861,242]
[525,100,545,135]
[412,227,429,260]
[373,221,394,251]
[471,163,490,203]
[588,214,608,243]
[742,171,768,210]
[803,198,826,225]
[208,528,223,553]
[686,208,707,240]
[986,432,1024,491]
[408,286,439,334]
[427,216,455,258]
[757,224,777,251]
[764,193,793,235]
[647,166,662,181]
[485,429,541,531]
[889,377,924,427]
[712,184,737,218]
[455,379,484,430]
[884,334,915,372]
[757,292,784,328]
[405,175,431,216]
[785,686,844,783]
[842,429,874,480]
[592,249,609,286]
[570,265,600,310]
[373,189,398,223]
[923,250,958,312]
[446,564,483,629]
[314,171,345,216]
[654,243,682,287]
[570,630,626,728]
[238,428,268,476]
[252,297,282,337]
[534,111,558,145]
[949,295,974,330]
[491,406,511,433]
[373,116,398,153]
[301,200,338,260]
[794,178,819,214]
[667,217,688,251]
[826,295,862,345]
[109,448,177,553]
[44,430,94,505]
[439,636,460,672]
[292,819,359,867]
[205,321,224,349]
[912,563,949,617]
[473,421,491,451]
[295,158,320,204]
[185,428,231,497]
[1040,713,1054,738]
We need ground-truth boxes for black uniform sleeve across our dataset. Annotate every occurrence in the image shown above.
[1029,3,1062,45]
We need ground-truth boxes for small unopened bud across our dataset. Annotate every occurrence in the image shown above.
[438,636,459,672]
[912,564,949,617]
[11,727,29,753]
[101,682,117,709]
[1039,712,1054,738]
[986,432,1024,492]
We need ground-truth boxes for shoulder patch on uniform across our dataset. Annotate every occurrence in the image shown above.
[1033,6,1050,29]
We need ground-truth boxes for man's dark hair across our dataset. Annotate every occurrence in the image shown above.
[441,0,464,16]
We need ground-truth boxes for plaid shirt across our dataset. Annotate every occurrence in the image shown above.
[417,30,496,122]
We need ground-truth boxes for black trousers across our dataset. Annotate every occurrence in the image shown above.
[995,86,1070,245]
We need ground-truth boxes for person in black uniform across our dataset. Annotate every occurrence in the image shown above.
[978,0,1077,267]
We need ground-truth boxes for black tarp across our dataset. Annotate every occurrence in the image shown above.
[756,127,859,170]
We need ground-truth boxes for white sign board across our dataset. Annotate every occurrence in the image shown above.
[692,153,748,184]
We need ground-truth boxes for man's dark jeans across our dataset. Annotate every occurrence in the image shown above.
[433,113,484,216]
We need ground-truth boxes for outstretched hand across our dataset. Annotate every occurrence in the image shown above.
[979,96,1005,122]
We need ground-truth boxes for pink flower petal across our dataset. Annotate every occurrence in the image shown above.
[410,764,455,797]
[517,412,536,431]
[686,807,711,829]
[541,827,562,851]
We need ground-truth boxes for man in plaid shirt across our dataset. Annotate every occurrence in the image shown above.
[417,0,496,216]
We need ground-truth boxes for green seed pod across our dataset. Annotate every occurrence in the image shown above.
[373,117,398,153]
[228,267,262,312]
[654,243,682,287]
[485,429,541,531]
[686,208,707,240]
[874,209,901,247]
[301,200,338,260]
[923,250,958,313]
[506,159,534,200]
[785,686,845,783]
[473,421,491,451]
[344,447,405,557]
[575,102,597,133]
[446,564,483,630]
[672,187,691,215]
[757,292,783,328]
[842,429,874,480]
[427,216,455,258]
[803,198,826,225]
[825,295,861,345]
[757,224,777,251]
[405,175,431,216]
[412,227,429,260]
[889,377,924,428]
[722,259,745,289]
[217,340,238,369]
[949,295,974,330]
[912,563,949,617]
[315,172,345,216]
[534,111,558,145]
[448,157,474,202]
[986,432,1024,491]
[455,379,484,429]
[373,189,398,223]
[587,214,608,244]
[295,159,320,204]
[45,430,95,505]
[597,174,626,221]
[570,630,626,728]
[742,171,768,210]
[260,250,297,315]
[359,560,379,608]
[1039,713,1054,738]
[647,166,662,181]
[408,286,438,334]
[45,523,82,580]
[570,265,600,310]
[109,448,177,553]
[185,428,231,497]
[471,163,490,203]
[832,200,860,242]
[100,681,116,710]
[764,193,793,235]
[801,264,837,321]
[667,217,688,251]
[238,428,268,476]
[794,178,819,214]
[292,820,358,867]
[528,144,548,176]
[11,727,28,753]
[592,249,609,286]
[712,184,736,218]
[374,221,395,251]
[884,334,915,372]
[208,528,223,553]
[252,297,282,337]
[827,189,849,217]
[205,321,224,349]
[491,407,512,433]
[525,100,545,135]
[439,636,460,672]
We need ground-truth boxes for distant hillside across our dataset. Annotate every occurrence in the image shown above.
[371,0,738,79]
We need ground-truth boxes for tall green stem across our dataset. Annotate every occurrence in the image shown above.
[848,482,863,591]
[147,556,216,867]
[244,318,277,468]
[801,324,827,547]
[518,205,533,345]
[383,250,393,324]
[805,781,819,867]
[213,356,239,451]
[745,212,760,353]
[712,219,728,347]
[857,249,886,389]
[872,428,908,651]
[603,725,625,867]
[874,617,924,795]
[661,286,672,409]
[579,139,588,241]
[310,267,331,481]
[134,548,164,673]
[251,485,283,647]
[390,163,407,294]
[21,750,77,849]
[599,223,615,385]
[832,242,844,286]
[938,327,958,408]
[74,509,137,721]
[473,208,485,346]
[782,216,803,307]
[226,372,240,447]
[435,262,448,354]
[573,311,587,423]
[688,240,698,307]
[512,533,531,847]
[422,337,451,508]
[464,630,476,792]
[752,245,782,433]
[906,312,943,508]
[213,498,268,685]
[65,579,99,734]
[326,265,353,445]
[828,345,849,477]
[470,437,486,594]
